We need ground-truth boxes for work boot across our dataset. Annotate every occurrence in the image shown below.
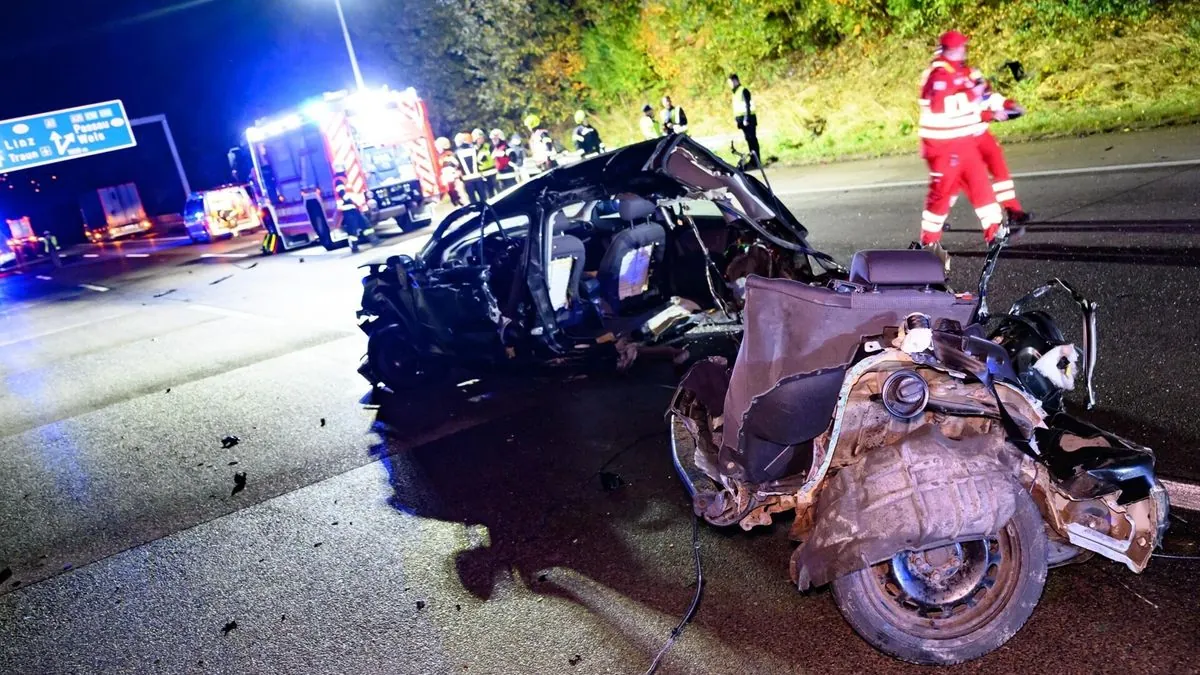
[923,241,951,274]
[1005,208,1031,226]
[983,222,1010,244]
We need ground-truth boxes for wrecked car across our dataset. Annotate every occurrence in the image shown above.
[668,237,1170,665]
[355,135,840,389]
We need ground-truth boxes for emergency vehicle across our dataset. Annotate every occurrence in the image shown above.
[245,86,442,252]
[184,184,263,243]
[81,183,153,243]
[0,217,37,268]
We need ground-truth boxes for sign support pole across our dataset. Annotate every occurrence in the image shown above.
[131,115,191,197]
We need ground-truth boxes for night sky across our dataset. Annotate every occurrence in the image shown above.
[0,0,395,240]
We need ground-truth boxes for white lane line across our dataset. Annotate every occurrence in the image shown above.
[1162,478,1200,512]
[200,253,252,259]
[83,254,100,258]
[125,253,151,258]
[0,311,136,349]
[79,284,110,292]
[35,275,52,281]
[778,158,1200,196]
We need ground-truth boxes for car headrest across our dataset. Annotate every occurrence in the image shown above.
[617,194,658,221]
[848,249,946,287]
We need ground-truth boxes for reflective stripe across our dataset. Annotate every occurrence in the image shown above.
[949,194,960,207]
[992,180,1015,191]
[996,190,1017,202]
[921,219,945,233]
[975,203,1003,226]
[918,123,989,140]
[922,210,947,224]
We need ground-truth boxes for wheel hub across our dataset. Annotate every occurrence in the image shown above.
[891,539,994,607]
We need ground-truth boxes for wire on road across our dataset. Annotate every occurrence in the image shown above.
[643,512,704,675]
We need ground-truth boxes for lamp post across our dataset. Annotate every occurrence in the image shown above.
[333,0,366,91]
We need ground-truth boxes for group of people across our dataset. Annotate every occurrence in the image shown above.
[917,30,1030,270]
[638,74,762,167]
[435,111,606,206]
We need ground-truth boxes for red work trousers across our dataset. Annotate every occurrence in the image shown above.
[920,137,1003,245]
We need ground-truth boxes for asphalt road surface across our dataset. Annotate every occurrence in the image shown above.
[2,128,1200,674]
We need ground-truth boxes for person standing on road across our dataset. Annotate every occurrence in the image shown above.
[455,132,487,204]
[42,231,61,268]
[639,104,660,140]
[969,67,1030,225]
[728,74,761,167]
[491,129,520,190]
[660,96,688,135]
[571,110,604,157]
[472,128,498,199]
[917,30,1008,270]
[524,114,558,174]
[436,136,467,206]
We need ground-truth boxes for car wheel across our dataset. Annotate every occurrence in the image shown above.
[367,324,445,391]
[830,489,1047,666]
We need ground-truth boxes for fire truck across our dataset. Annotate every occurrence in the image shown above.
[244,86,442,253]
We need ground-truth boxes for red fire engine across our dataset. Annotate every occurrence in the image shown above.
[245,86,442,252]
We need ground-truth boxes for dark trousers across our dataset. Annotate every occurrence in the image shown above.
[737,115,761,164]
[481,174,498,199]
[465,178,487,204]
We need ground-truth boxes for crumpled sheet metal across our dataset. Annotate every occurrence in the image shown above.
[792,424,1024,590]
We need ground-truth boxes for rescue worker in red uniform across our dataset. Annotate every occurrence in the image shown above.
[917,30,1007,270]
[971,68,1029,224]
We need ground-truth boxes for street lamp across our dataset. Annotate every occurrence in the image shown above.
[333,0,366,91]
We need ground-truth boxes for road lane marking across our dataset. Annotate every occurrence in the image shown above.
[1162,478,1200,512]
[125,253,150,258]
[200,253,252,259]
[778,158,1200,195]
[0,311,137,349]
[35,275,52,281]
[79,284,110,292]
[83,254,100,258]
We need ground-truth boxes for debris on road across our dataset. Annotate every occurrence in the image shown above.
[320,418,326,427]
[569,655,583,666]
[165,388,171,394]
[209,275,233,286]
[298,258,305,263]
[221,621,238,635]
[455,604,462,611]
[231,472,247,496]
[314,542,323,548]
[152,289,176,298]
[221,435,240,449]
[599,472,624,492]
[0,567,11,584]
[416,601,426,610]
[228,461,238,466]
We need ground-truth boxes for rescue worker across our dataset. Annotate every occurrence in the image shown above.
[508,133,529,180]
[436,136,466,206]
[660,96,688,135]
[336,183,375,253]
[969,66,1030,224]
[571,110,604,157]
[917,30,1008,271]
[728,74,760,167]
[41,230,60,268]
[472,128,498,199]
[524,114,558,173]
[455,131,487,204]
[491,129,519,190]
[639,104,659,140]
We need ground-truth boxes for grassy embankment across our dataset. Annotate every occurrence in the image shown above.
[586,2,1200,164]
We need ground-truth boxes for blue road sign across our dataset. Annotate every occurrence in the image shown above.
[0,100,136,174]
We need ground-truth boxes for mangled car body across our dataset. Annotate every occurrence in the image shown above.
[669,240,1170,665]
[355,136,840,388]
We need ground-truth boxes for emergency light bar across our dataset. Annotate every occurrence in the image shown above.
[245,85,421,144]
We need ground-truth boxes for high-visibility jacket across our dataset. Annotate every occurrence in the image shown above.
[476,142,497,176]
[455,144,481,179]
[918,59,992,141]
[660,106,688,134]
[732,86,756,119]
[640,115,659,140]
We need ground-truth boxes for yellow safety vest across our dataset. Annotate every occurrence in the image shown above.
[732,86,756,117]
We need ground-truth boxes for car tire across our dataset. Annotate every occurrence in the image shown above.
[367,324,445,391]
[830,488,1047,666]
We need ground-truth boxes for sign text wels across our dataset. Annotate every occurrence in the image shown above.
[0,100,136,173]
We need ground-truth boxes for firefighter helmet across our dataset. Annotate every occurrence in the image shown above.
[523,114,540,130]
[454,132,471,145]
[489,128,504,141]
[471,128,485,141]
[435,136,452,151]
[574,110,586,124]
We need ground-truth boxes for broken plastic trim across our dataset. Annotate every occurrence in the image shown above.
[1008,278,1099,409]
